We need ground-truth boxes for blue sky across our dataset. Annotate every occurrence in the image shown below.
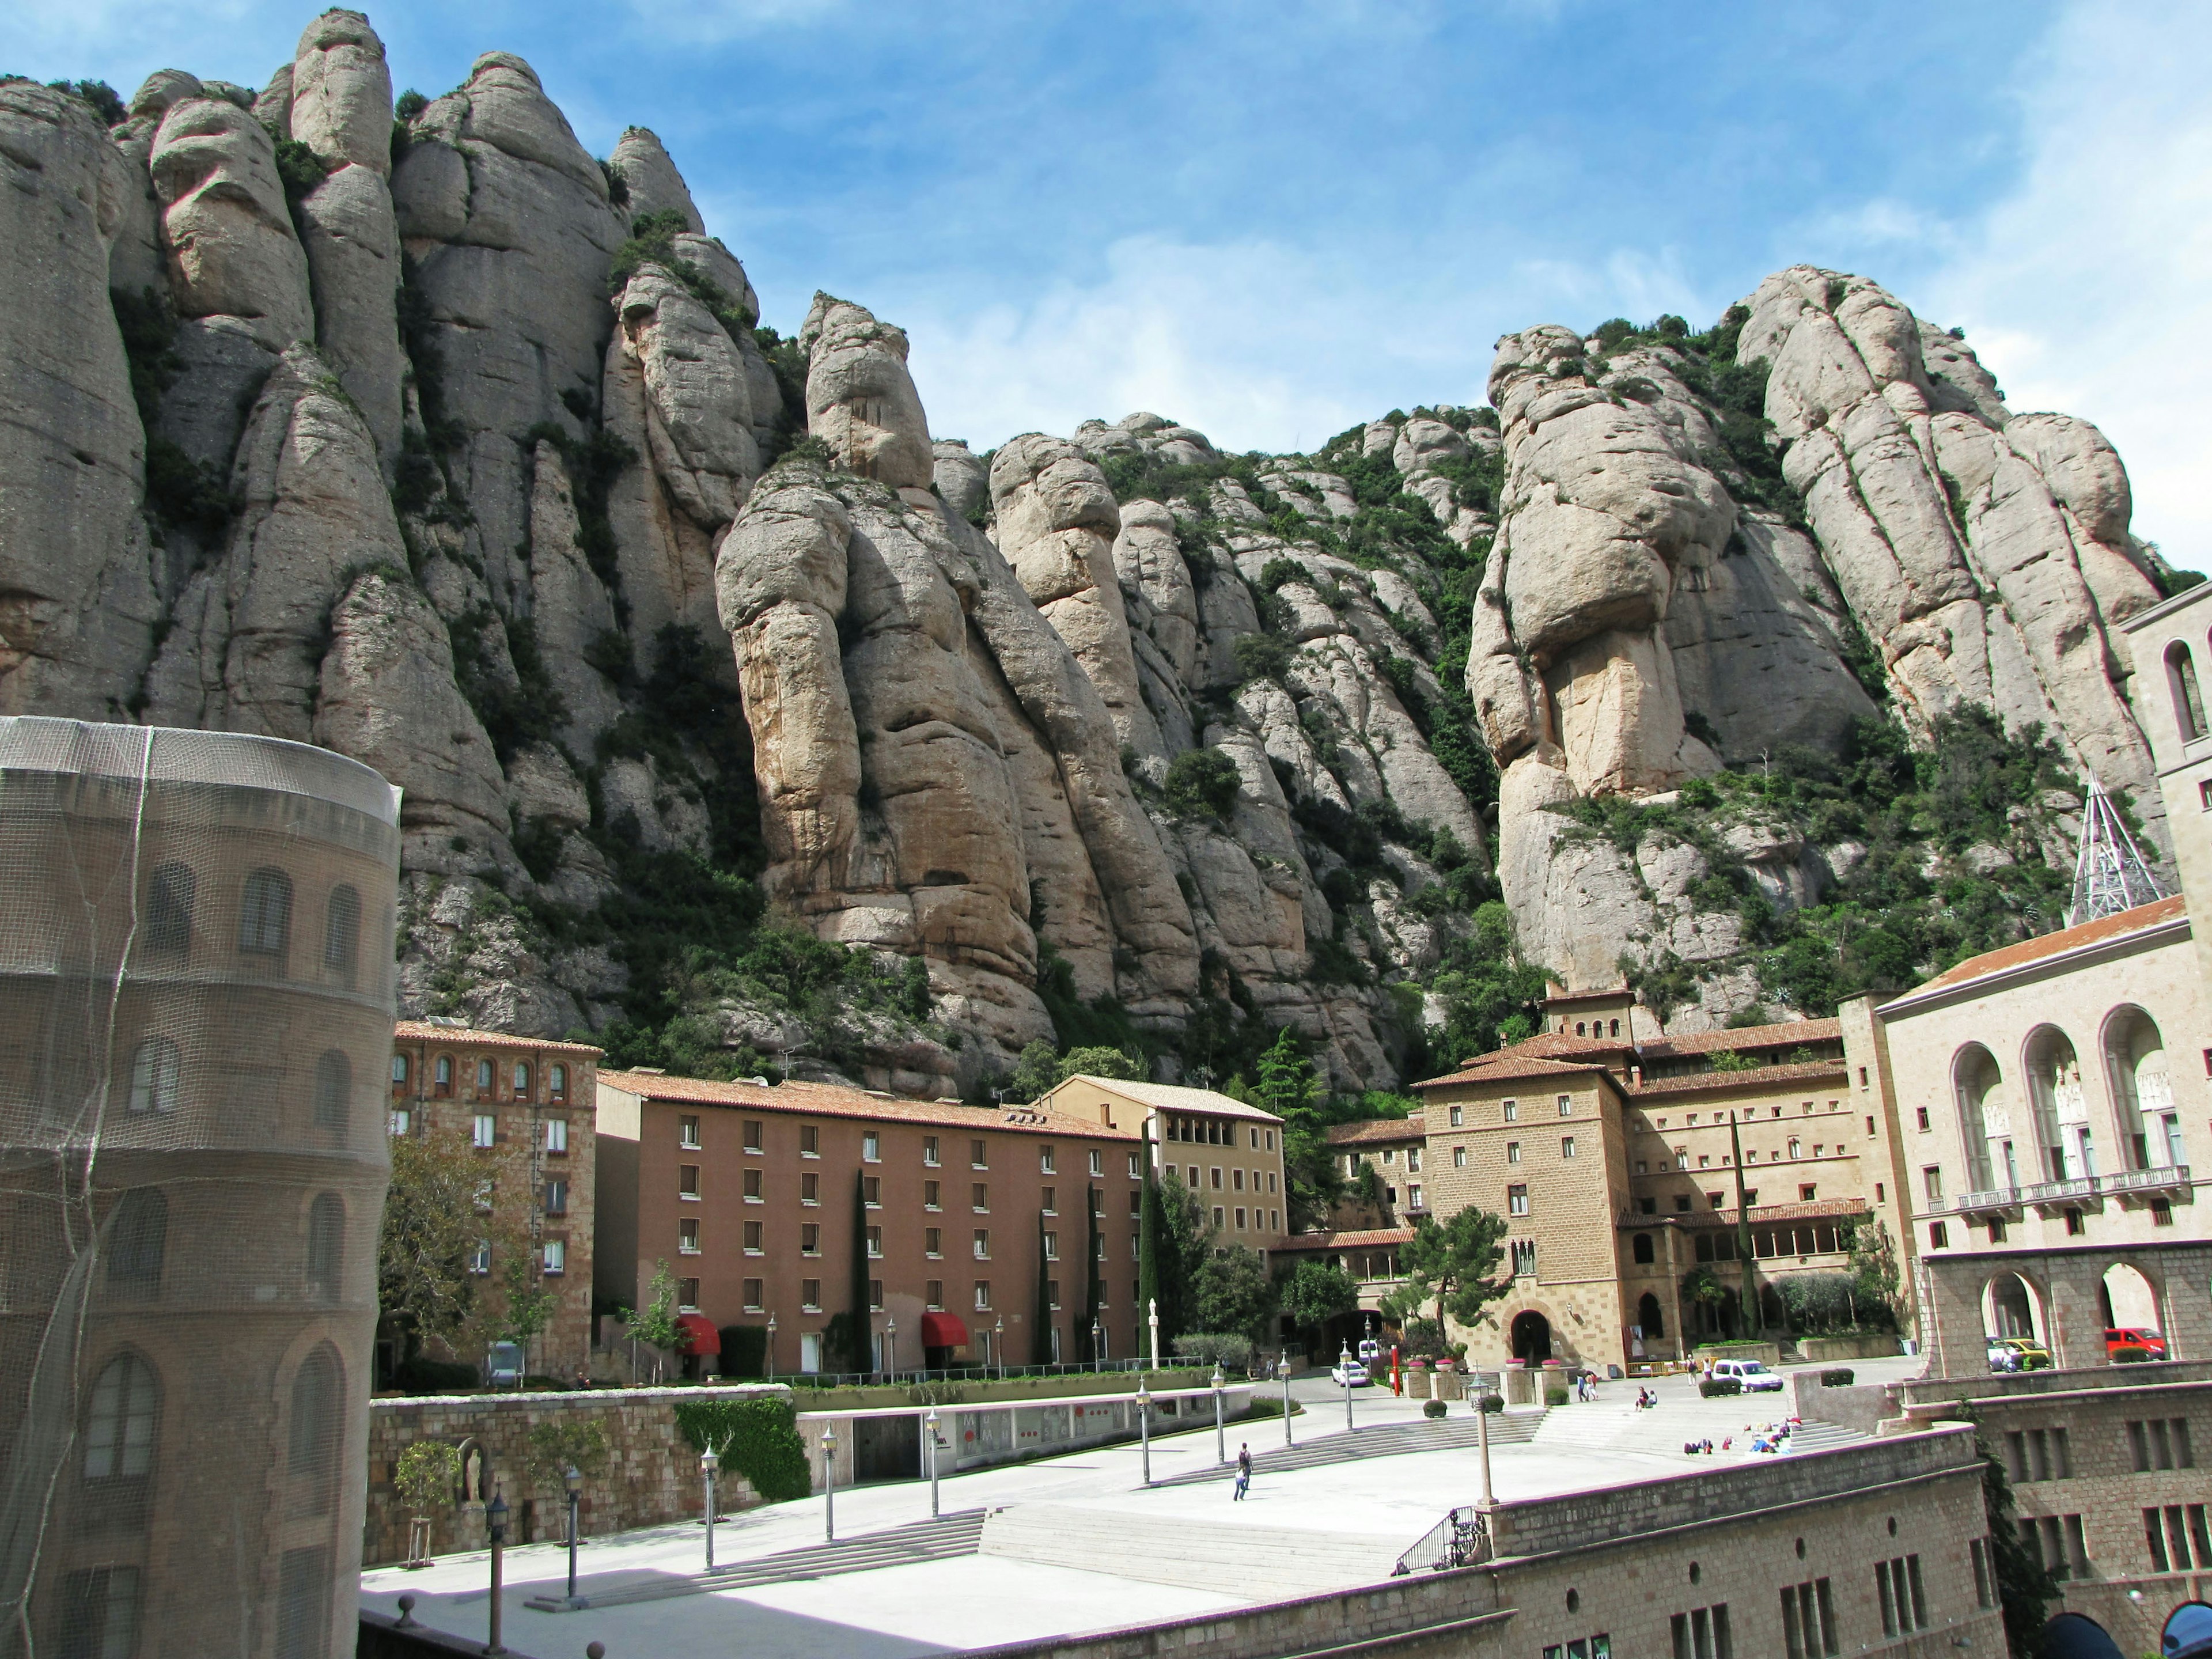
[14,1,2212,549]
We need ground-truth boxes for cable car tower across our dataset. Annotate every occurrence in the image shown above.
[2066,775,2168,926]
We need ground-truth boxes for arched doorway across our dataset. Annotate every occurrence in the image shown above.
[1510,1310,1552,1363]
[2101,1261,2162,1343]
[1952,1044,2009,1192]
[2024,1027,2092,1181]
[1637,1292,1664,1339]
[1983,1272,2046,1344]
[2103,1007,2180,1171]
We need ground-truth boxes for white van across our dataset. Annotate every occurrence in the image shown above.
[1710,1358,1785,1392]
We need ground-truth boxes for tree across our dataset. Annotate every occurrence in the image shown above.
[847,1165,872,1371]
[1162,748,1242,819]
[1083,1188,1105,1359]
[1278,1259,1359,1333]
[524,1417,609,1497]
[394,1440,461,1516]
[1058,1045,1142,1084]
[623,1259,682,1381]
[498,1255,559,1381]
[1195,1243,1277,1344]
[1035,1210,1056,1365]
[380,1127,525,1363]
[1253,1028,1321,1118]
[1149,1170,1213,1347]
[1382,1208,1507,1339]
[1849,1220,1903,1330]
[1007,1040,1058,1101]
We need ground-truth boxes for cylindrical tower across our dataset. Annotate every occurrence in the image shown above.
[0,719,400,1658]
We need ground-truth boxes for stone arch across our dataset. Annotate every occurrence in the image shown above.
[2169,640,2206,741]
[2101,1006,2178,1171]
[455,1437,490,1503]
[1952,1043,2007,1192]
[1509,1308,1553,1363]
[1636,1291,1664,1339]
[1982,1269,2050,1346]
[2100,1260,2163,1338]
[2021,1026,2090,1183]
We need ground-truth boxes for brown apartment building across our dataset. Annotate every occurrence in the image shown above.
[595,1074,1155,1372]
[388,1021,602,1378]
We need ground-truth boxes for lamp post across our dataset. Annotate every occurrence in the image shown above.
[994,1316,1005,1380]
[700,1447,719,1571]
[925,1407,942,1518]
[1474,1370,1495,1508]
[1136,1377,1152,1487]
[563,1464,582,1606]
[821,1423,837,1542]
[1147,1298,1160,1370]
[1340,1342,1354,1431]
[885,1315,897,1384]
[1092,1316,1103,1374]
[1279,1357,1293,1447]
[1211,1363,1226,1464]
[485,1491,508,1656]
[767,1310,778,1380]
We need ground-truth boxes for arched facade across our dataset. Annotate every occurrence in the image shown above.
[2100,1006,2180,1172]
[1951,1043,2009,1194]
[2021,1026,2091,1184]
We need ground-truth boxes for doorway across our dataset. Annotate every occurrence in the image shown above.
[1510,1310,1553,1363]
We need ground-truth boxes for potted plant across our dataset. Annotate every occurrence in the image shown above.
[394,1440,461,1568]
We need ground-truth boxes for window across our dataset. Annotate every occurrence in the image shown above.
[2006,1427,2074,1482]
[1510,1239,1536,1276]
[1233,1169,1244,1190]
[106,1189,167,1299]
[923,1135,941,1166]
[973,1229,990,1259]
[679,1218,700,1253]
[1779,1580,1836,1659]
[1558,1095,1572,1117]
[1923,1166,1943,1201]
[434,1055,452,1097]
[1454,1146,1468,1167]
[743,1220,763,1254]
[801,1172,819,1205]
[1089,1149,1104,1177]
[472,1113,496,1149]
[544,1117,569,1155]
[238,867,293,957]
[972,1183,989,1211]
[1382,1149,1396,1166]
[1236,1207,1247,1229]
[971,1139,989,1169]
[1408,1185,1422,1208]
[745,1169,765,1202]
[127,1037,180,1115]
[862,1176,881,1206]
[470,1240,491,1274]
[1265,1130,1275,1151]
[1213,1207,1225,1228]
[1799,1184,1816,1202]
[146,861,194,954]
[800,1125,820,1157]
[2171,641,2207,740]
[2128,1418,2195,1472]
[974,1282,991,1310]
[742,1119,763,1153]
[1971,1537,1998,1609]
[924,1279,944,1310]
[549,1063,567,1099]
[1668,1604,1730,1659]
[863,1131,881,1162]
[2021,1515,2089,1581]
[537,1173,568,1218]
[1874,1556,1925,1637]
[1916,1105,1930,1131]
[743,1277,764,1312]
[476,1059,494,1092]
[1449,1105,1464,1127]
[543,1239,566,1274]
[1211,1168,1222,1189]
[1788,1138,1801,1160]
[1508,1184,1529,1216]
[1130,1152,1143,1177]
[859,1225,880,1258]
[679,1278,700,1310]
[1929,1221,1948,1248]
[2153,1198,2175,1226]
[288,1345,342,1516]
[801,1279,822,1311]
[312,1048,350,1132]
[1503,1100,1518,1123]
[1130,1192,1141,1215]
[679,1164,700,1198]
[1407,1147,1421,1172]
[1043,1230,1059,1260]
[83,1351,158,1501]
[2145,1505,2212,1572]
[391,1054,409,1089]
[58,1566,141,1658]
[680,1115,702,1149]
[512,1062,532,1100]
[924,1226,941,1257]
[1562,1137,1576,1160]
[1039,1143,1056,1174]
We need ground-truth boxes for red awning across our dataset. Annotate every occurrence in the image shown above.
[920,1312,969,1348]
[675,1313,721,1355]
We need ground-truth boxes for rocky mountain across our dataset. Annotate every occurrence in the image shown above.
[1,16,2184,1093]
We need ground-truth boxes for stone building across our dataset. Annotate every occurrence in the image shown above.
[1029,1074,1290,1247]
[594,1073,1152,1372]
[2123,578,2212,989]
[0,719,400,1659]
[1408,1005,1916,1370]
[387,1021,603,1378]
[1324,1114,1427,1229]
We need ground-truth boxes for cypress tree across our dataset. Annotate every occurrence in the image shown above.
[849,1166,871,1372]
[1035,1210,1056,1365]
[1084,1186,1104,1361]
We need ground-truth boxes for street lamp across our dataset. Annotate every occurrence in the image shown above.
[1147,1298,1160,1370]
[1474,1369,1495,1508]
[1135,1376,1152,1487]
[1092,1316,1103,1374]
[1279,1356,1293,1447]
[563,1464,582,1606]
[885,1314,897,1383]
[821,1423,838,1542]
[925,1407,942,1518]
[485,1491,509,1656]
[1211,1363,1226,1464]
[994,1316,1005,1380]
[700,1448,719,1571]
[1340,1341,1354,1431]
[767,1310,778,1379]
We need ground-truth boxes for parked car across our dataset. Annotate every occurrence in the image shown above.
[1331,1359,1372,1387]
[1710,1358,1785,1392]
[2106,1327,2166,1358]
[1986,1338,2052,1373]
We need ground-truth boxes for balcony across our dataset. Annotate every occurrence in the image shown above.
[1941,1165,2192,1218]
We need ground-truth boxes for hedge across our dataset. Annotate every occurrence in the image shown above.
[1819,1368,1855,1387]
[672,1396,810,1503]
[1699,1378,1743,1397]
[1423,1397,1448,1419]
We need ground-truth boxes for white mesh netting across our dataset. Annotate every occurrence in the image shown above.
[0,718,401,1658]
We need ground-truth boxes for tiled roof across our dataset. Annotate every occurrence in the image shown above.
[1057,1076,1285,1123]
[395,1021,603,1058]
[1274,1226,1417,1252]
[1541,982,1634,1006]
[1414,1053,1620,1089]
[1641,1018,1841,1058]
[1327,1114,1425,1146]
[1899,896,2187,998]
[1628,1059,1849,1098]
[598,1071,1141,1139]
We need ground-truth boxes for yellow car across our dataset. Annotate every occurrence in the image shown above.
[1987,1338,2052,1372]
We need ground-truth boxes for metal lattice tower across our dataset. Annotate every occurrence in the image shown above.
[2067,774,2168,926]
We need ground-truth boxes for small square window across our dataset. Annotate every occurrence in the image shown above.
[389,1108,411,1137]
[744,1120,764,1153]
[680,1218,700,1253]
[923,1135,941,1166]
[544,1118,569,1154]
[542,1239,566,1274]
[1506,1142,1521,1164]
[1448,1105,1464,1127]
[1557,1095,1572,1117]
[1562,1137,1576,1160]
[680,1115,702,1149]
[926,1279,943,1310]
[678,1278,700,1311]
[800,1125,820,1157]
[744,1168,764,1202]
[472,1114,497,1149]
[802,1278,822,1311]
[743,1278,764,1312]
[1453,1146,1468,1167]
[744,1219,763,1254]
[1800,1184,1817,1202]
[802,1224,821,1255]
[862,1131,881,1162]
[679,1164,700,1198]
[1502,1100,1518,1123]
[1930,1221,1949,1249]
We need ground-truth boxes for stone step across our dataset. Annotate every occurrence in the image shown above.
[980,1502,1402,1599]
[1157,1410,1544,1487]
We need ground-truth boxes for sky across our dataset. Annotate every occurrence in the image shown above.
[13,1,2212,550]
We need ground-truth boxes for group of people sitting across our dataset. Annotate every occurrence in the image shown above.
[1680,1418,1802,1456]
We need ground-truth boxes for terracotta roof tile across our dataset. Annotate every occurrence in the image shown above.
[1641,1018,1841,1058]
[1628,1059,1848,1097]
[598,1071,1141,1139]
[1541,983,1634,1006]
[1326,1114,1425,1146]
[1274,1226,1418,1251]
[1052,1076,1283,1122]
[1902,896,2187,997]
[395,1021,603,1058]
[1414,1054,1620,1089]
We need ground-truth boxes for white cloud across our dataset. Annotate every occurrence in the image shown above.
[1914,2,2212,555]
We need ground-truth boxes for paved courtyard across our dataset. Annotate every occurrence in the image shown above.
[360,1355,1925,1659]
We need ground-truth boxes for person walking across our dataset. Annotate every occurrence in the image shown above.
[1234,1443,1252,1501]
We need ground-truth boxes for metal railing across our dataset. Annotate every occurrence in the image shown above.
[1945,1164,2191,1215]
[765,1358,1152,1389]
[1393,1506,1490,1575]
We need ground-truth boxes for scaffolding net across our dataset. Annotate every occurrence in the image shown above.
[0,718,400,1659]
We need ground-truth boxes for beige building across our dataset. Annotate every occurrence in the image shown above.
[1324,1114,1427,1229]
[388,1021,603,1378]
[1029,1075,1290,1247]
[2122,579,2212,988]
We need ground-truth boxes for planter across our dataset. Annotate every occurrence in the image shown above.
[1800,1333,1903,1363]
[1691,1340,1779,1367]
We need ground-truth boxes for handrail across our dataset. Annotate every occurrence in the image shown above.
[1392,1505,1490,1575]
[1944,1164,2191,1214]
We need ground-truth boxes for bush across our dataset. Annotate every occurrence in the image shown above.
[1170,1332,1253,1372]
[671,1396,810,1503]
[1232,633,1292,683]
[719,1324,769,1378]
[393,1355,480,1393]
[1423,1397,1448,1419]
[1699,1378,1743,1398]
[1163,748,1243,820]
[1544,1385,1570,1407]
[2112,1346,2155,1364]
[1478,1393,1505,1413]
[1819,1368,1855,1387]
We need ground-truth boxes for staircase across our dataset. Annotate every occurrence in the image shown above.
[979,1503,1403,1600]
[1156,1410,1546,1487]
[1531,1392,1868,1461]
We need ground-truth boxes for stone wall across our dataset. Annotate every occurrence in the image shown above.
[363,1382,785,1566]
